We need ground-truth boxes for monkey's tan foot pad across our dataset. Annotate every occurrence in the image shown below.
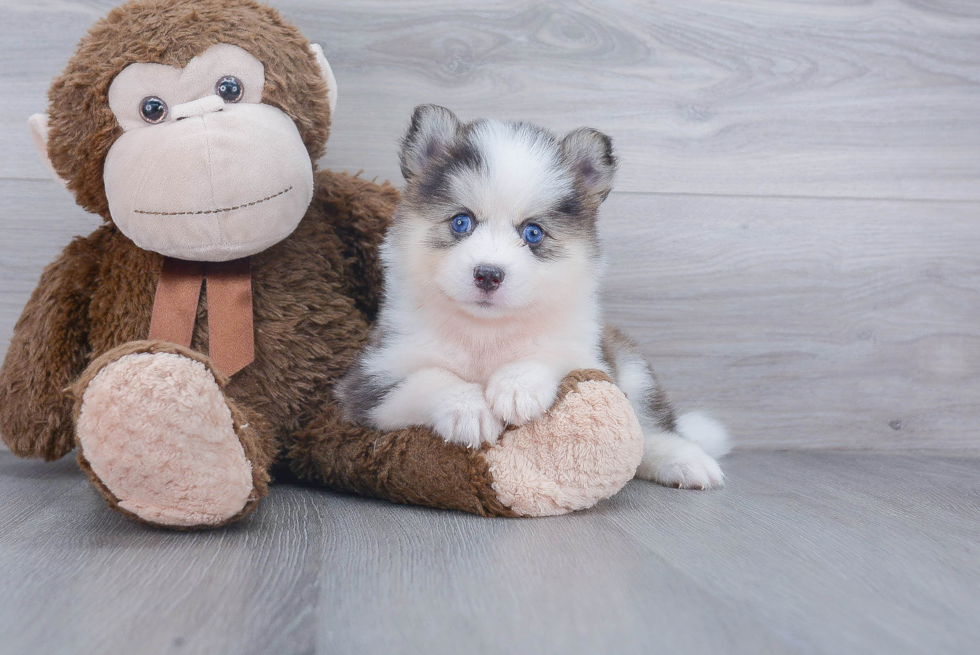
[483,370,644,517]
[73,343,255,528]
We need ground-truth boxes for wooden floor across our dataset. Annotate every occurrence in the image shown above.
[1,1,979,653]
[1,450,978,655]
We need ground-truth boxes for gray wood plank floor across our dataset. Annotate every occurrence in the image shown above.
[2,450,978,655]
[601,193,980,450]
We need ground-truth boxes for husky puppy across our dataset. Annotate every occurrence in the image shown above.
[337,105,730,489]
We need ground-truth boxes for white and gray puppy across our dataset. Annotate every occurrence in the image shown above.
[337,105,730,489]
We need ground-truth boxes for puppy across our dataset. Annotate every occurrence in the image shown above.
[336,105,730,489]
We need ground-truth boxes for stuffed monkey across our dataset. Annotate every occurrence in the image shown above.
[0,0,644,528]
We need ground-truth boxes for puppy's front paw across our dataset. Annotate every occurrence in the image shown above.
[431,384,503,449]
[486,362,560,426]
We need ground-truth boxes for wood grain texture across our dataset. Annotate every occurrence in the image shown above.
[2,0,979,199]
[2,450,979,654]
[599,192,980,450]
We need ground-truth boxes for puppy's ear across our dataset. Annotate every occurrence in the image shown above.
[400,104,462,181]
[561,128,617,202]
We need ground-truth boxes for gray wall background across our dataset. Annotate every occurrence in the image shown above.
[2,0,978,450]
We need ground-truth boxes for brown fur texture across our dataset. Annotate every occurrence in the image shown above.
[0,0,641,527]
[46,0,331,220]
[288,405,520,518]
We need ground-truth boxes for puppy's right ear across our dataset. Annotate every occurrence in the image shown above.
[399,104,462,181]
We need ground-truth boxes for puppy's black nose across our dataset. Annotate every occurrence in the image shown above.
[473,265,505,291]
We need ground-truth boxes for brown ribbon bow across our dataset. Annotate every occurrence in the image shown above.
[148,257,255,377]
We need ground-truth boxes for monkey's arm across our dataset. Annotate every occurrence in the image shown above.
[288,370,643,518]
[0,235,99,460]
[313,169,399,321]
[287,399,519,517]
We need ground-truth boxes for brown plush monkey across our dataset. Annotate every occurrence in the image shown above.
[0,0,643,528]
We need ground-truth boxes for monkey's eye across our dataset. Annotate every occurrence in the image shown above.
[215,76,244,103]
[139,96,168,124]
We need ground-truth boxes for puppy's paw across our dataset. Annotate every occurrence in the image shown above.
[486,362,560,426]
[432,384,503,449]
[654,452,724,490]
[635,433,725,490]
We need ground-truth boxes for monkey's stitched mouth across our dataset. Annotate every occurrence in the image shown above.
[134,186,292,216]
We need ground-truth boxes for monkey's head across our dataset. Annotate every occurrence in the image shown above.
[30,0,337,261]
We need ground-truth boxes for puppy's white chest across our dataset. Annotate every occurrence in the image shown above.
[442,328,600,384]
[459,340,535,383]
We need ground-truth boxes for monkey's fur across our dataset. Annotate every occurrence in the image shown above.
[0,0,644,527]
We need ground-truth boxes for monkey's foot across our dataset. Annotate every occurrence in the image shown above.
[483,370,644,517]
[73,342,261,529]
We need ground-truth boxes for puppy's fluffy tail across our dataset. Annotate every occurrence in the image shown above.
[675,412,731,459]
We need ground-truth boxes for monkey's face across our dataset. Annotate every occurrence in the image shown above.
[102,44,314,261]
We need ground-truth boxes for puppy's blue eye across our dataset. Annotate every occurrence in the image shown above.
[451,213,472,233]
[522,223,544,245]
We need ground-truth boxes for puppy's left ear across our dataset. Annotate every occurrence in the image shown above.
[310,44,338,114]
[562,128,617,202]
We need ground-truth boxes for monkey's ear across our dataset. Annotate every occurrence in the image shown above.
[28,113,67,188]
[561,127,617,202]
[309,44,338,114]
[399,104,462,181]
